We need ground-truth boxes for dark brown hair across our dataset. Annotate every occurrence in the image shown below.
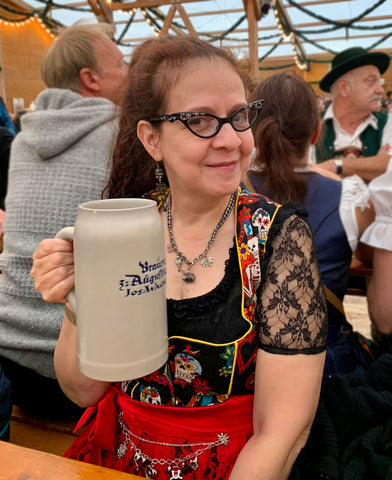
[104,36,247,199]
[249,73,319,203]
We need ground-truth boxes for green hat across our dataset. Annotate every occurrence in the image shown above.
[320,47,390,92]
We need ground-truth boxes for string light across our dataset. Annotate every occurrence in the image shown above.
[119,8,136,16]
[273,5,308,71]
[141,8,159,35]
[273,6,291,41]
[0,14,55,38]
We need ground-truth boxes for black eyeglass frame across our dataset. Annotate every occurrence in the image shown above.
[148,99,264,139]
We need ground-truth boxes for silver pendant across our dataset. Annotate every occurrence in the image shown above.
[189,455,198,471]
[133,451,142,464]
[200,256,213,267]
[168,467,183,480]
[218,432,230,446]
[117,443,127,459]
[182,271,195,282]
[175,256,183,269]
[145,464,158,479]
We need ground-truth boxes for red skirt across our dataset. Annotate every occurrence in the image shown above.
[65,385,254,479]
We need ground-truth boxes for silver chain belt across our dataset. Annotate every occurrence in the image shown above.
[117,412,230,479]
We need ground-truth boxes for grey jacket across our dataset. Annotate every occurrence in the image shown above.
[0,88,118,378]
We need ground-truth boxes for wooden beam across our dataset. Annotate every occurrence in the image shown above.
[7,0,33,12]
[159,5,177,36]
[111,0,210,11]
[177,4,198,38]
[251,0,261,20]
[86,0,113,23]
[157,6,187,37]
[218,32,389,52]
[243,0,259,78]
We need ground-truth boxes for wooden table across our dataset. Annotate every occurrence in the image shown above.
[0,441,145,479]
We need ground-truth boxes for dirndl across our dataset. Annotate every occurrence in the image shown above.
[65,385,254,480]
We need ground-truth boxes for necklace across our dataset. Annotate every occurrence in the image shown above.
[117,412,230,479]
[166,191,236,283]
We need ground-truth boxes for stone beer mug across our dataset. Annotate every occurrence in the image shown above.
[56,198,168,382]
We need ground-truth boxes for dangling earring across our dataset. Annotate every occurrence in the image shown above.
[155,161,168,210]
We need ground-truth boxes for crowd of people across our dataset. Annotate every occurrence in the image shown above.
[0,20,391,480]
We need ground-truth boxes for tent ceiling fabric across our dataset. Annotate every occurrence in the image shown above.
[1,0,392,72]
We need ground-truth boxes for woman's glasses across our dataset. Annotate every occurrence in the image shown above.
[149,100,264,139]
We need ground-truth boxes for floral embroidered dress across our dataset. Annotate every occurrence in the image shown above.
[66,189,327,480]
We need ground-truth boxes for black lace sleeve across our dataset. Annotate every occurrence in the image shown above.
[257,211,327,355]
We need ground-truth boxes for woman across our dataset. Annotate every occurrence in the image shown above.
[31,37,326,480]
[246,73,375,376]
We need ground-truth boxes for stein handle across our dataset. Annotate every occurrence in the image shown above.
[55,226,76,312]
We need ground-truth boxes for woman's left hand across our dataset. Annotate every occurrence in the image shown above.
[31,238,75,303]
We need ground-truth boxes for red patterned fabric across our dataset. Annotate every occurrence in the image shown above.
[65,385,253,479]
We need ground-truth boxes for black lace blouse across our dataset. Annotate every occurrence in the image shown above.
[167,207,327,355]
[124,201,326,405]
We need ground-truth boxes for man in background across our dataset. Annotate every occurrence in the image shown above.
[0,21,128,420]
[315,47,391,181]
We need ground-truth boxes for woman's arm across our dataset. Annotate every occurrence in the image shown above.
[54,313,110,407]
[367,248,392,336]
[229,350,325,480]
[354,202,375,264]
[359,169,392,334]
[230,214,326,479]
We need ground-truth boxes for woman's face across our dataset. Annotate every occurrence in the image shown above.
[152,58,254,200]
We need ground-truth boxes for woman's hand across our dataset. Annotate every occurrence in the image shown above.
[31,238,75,303]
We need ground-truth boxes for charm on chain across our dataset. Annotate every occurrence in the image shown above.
[217,432,230,446]
[117,443,127,459]
[168,466,183,480]
[200,256,213,267]
[183,271,195,283]
[145,464,158,479]
[133,450,143,466]
[189,455,199,471]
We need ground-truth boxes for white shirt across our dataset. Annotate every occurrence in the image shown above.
[361,169,392,251]
[340,175,371,252]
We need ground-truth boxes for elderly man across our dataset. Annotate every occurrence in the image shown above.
[0,22,128,420]
[315,47,391,181]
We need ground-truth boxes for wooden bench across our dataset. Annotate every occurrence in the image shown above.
[9,406,78,456]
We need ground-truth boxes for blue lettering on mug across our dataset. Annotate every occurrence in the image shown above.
[119,258,166,297]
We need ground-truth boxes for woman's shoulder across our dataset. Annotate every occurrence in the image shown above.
[238,187,279,206]
[237,188,311,252]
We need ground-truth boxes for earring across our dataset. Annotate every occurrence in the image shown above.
[155,161,168,210]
